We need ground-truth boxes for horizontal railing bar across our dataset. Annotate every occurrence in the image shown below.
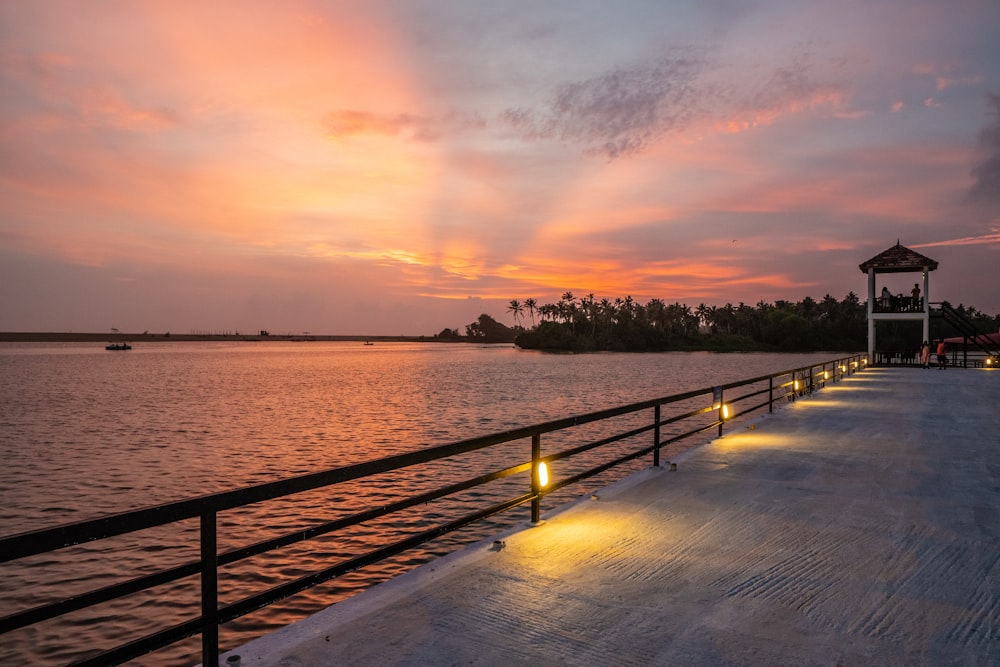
[660,403,716,426]
[546,423,656,465]
[219,493,535,624]
[544,439,661,496]
[2,462,541,635]
[69,615,207,667]
[728,399,771,423]
[728,386,770,404]
[0,560,201,633]
[662,420,721,446]
[0,440,523,561]
[219,461,533,567]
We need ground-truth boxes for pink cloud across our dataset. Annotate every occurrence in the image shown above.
[324,109,485,141]
[912,232,1000,248]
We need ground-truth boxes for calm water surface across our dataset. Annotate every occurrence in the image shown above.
[0,342,841,665]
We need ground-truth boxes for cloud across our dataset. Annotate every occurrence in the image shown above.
[1,51,181,133]
[912,231,1000,248]
[499,49,709,159]
[969,94,1000,202]
[499,47,851,159]
[323,109,485,141]
[912,62,983,92]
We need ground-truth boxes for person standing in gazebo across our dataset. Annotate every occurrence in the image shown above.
[911,283,921,311]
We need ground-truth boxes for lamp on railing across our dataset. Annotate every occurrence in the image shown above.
[536,461,550,488]
[712,386,729,436]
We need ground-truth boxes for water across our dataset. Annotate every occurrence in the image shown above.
[0,342,841,665]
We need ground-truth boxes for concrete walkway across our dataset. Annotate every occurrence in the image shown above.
[227,366,999,666]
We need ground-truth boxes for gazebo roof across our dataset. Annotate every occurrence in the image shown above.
[858,242,939,274]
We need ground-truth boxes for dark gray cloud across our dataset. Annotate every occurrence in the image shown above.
[969,93,1000,202]
[500,48,709,159]
[499,47,847,159]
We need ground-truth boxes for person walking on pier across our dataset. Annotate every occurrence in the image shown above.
[920,340,931,369]
[936,339,947,369]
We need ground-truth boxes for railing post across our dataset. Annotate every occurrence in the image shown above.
[716,387,724,438]
[768,376,774,413]
[530,434,542,524]
[653,404,661,467]
[808,367,814,395]
[201,511,219,667]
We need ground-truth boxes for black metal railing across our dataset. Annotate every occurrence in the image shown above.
[873,295,924,313]
[932,302,1000,367]
[0,354,866,666]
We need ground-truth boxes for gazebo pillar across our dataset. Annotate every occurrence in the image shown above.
[867,267,876,360]
[922,267,931,343]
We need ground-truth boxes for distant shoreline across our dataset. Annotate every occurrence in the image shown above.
[0,332,441,344]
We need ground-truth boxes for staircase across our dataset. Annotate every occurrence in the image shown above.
[930,302,1000,366]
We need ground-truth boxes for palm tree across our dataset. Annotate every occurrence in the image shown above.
[507,299,523,327]
[524,298,537,327]
[695,303,710,332]
[583,293,598,337]
[560,292,577,333]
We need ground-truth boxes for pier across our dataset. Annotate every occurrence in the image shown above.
[227,366,998,666]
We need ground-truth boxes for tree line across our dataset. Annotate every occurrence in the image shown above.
[441,292,999,353]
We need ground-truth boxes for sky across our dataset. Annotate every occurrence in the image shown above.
[2,1,999,336]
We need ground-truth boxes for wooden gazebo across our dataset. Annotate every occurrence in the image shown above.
[859,242,939,362]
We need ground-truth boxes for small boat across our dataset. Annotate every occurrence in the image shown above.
[105,342,132,351]
[364,339,373,346]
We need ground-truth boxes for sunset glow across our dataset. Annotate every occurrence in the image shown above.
[2,1,999,335]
